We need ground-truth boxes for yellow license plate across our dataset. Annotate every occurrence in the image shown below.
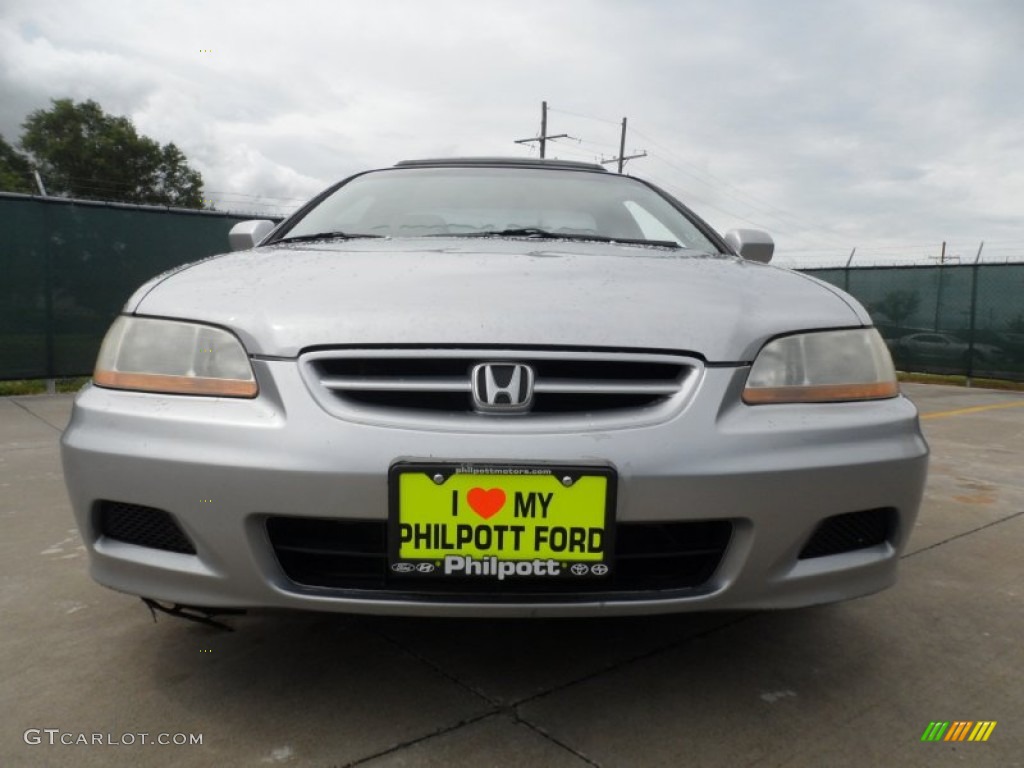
[388,463,615,581]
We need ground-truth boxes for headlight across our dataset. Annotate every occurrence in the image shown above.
[93,316,258,397]
[743,328,897,404]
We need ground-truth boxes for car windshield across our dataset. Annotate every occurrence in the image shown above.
[275,166,720,251]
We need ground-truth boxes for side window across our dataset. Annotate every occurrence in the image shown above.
[622,201,683,245]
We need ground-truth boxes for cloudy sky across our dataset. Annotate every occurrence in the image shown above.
[1,0,1021,265]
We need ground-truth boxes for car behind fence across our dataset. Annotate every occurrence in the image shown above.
[808,264,1024,381]
[1,193,1021,382]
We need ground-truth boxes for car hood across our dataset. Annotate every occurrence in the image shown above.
[128,238,866,362]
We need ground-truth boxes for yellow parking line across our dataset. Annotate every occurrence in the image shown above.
[921,400,1024,420]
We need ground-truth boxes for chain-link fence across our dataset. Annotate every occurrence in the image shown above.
[806,264,1024,382]
[0,193,281,380]
[2,192,1022,382]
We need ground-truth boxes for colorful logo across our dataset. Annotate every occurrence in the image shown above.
[921,721,997,742]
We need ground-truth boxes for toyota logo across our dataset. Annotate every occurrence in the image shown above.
[471,363,535,413]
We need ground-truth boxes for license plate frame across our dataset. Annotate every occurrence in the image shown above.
[388,461,617,582]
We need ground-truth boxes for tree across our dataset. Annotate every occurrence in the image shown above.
[0,134,34,194]
[19,98,204,208]
[871,289,921,328]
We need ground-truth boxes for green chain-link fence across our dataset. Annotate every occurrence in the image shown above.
[0,193,281,380]
[806,264,1024,381]
[2,192,1022,382]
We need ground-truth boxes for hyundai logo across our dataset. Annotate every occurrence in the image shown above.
[471,363,535,413]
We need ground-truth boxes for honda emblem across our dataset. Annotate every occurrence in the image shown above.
[471,363,535,413]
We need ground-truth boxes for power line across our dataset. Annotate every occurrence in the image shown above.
[547,106,622,127]
[518,101,852,252]
[640,148,848,245]
[542,141,602,164]
[555,104,790,217]
[629,126,854,248]
[573,136,621,154]
[639,169,774,231]
[640,168,863,255]
[545,104,838,242]
[517,102,645,173]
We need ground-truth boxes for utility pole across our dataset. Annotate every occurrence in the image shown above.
[926,241,950,266]
[965,241,985,387]
[514,101,568,158]
[601,117,646,173]
[932,241,948,332]
[31,168,55,394]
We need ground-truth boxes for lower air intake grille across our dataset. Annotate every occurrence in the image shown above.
[266,518,386,590]
[97,501,196,555]
[798,508,894,559]
[265,517,731,598]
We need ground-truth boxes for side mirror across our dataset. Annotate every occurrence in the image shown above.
[724,229,774,263]
[229,220,276,251]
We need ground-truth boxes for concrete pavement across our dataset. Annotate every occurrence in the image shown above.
[1,384,1021,767]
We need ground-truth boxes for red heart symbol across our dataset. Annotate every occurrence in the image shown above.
[467,488,506,519]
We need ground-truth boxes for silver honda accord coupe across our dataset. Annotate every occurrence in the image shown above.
[61,157,929,619]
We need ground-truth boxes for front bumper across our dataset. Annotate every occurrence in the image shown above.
[61,360,928,617]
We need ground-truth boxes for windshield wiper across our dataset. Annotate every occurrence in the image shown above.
[274,231,385,244]
[442,228,681,249]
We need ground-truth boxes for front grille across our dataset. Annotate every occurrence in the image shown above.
[265,517,731,598]
[300,349,697,426]
[798,508,894,559]
[97,501,196,554]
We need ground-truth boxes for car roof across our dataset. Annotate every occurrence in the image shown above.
[393,157,608,172]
